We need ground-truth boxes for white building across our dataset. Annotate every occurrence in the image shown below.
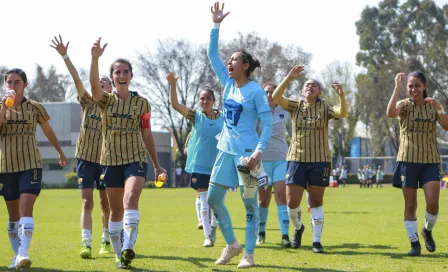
[36,102,172,186]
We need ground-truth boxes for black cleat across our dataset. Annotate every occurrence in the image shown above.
[281,235,291,248]
[121,249,135,269]
[421,228,436,252]
[408,241,421,256]
[312,242,324,253]
[291,225,305,249]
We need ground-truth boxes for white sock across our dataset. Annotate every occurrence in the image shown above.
[287,206,303,230]
[211,210,217,228]
[8,221,20,254]
[199,191,212,238]
[310,206,324,243]
[306,192,310,208]
[81,229,92,247]
[102,225,110,243]
[404,220,419,242]
[195,197,201,223]
[123,210,139,250]
[424,212,438,231]
[109,221,123,258]
[18,217,34,256]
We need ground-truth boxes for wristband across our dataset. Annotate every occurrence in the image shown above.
[62,55,69,60]
[437,107,445,115]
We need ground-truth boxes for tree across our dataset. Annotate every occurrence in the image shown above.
[320,61,358,163]
[27,65,69,102]
[220,32,312,100]
[136,39,217,178]
[355,0,448,155]
[0,66,8,87]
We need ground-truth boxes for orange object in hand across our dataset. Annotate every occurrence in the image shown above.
[5,95,15,107]
[154,172,167,188]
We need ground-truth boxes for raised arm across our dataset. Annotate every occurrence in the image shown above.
[208,2,231,85]
[167,72,190,117]
[90,38,108,101]
[386,73,405,117]
[50,35,85,98]
[273,65,305,109]
[330,82,348,118]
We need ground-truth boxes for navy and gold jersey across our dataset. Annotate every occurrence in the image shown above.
[396,99,440,163]
[0,99,50,172]
[96,92,150,166]
[75,92,102,163]
[283,98,335,163]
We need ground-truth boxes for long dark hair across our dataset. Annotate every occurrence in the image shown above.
[239,49,261,77]
[4,68,28,84]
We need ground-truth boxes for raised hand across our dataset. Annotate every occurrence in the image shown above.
[50,35,69,56]
[287,65,305,80]
[211,2,230,23]
[331,82,344,96]
[425,97,443,111]
[395,72,405,88]
[91,38,108,59]
[166,72,179,85]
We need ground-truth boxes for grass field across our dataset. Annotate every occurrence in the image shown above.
[1,185,448,271]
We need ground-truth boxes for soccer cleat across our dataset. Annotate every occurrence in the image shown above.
[197,223,203,230]
[99,242,112,254]
[312,242,324,253]
[256,232,265,245]
[115,257,123,269]
[8,256,16,269]
[237,254,255,269]
[215,246,243,265]
[211,226,217,244]
[291,225,305,249]
[408,241,421,256]
[203,238,214,247]
[421,228,436,252]
[15,253,32,269]
[281,235,292,248]
[80,246,92,259]
[121,249,135,269]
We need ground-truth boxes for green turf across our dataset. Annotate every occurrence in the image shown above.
[1,185,448,271]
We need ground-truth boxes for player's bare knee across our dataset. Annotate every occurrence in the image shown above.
[259,199,269,208]
[82,198,94,212]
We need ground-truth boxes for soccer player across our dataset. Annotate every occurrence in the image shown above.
[167,72,223,247]
[0,69,68,269]
[255,82,292,248]
[50,35,113,258]
[387,71,448,256]
[90,38,167,269]
[376,166,384,188]
[206,2,273,268]
[272,65,348,253]
[339,165,347,188]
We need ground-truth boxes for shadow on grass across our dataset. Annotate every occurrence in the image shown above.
[325,211,370,214]
[136,254,216,269]
[1,268,102,272]
[326,243,398,250]
[256,265,348,272]
[232,227,280,231]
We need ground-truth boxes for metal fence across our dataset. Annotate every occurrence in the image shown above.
[343,155,448,175]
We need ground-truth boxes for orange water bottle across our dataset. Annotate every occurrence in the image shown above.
[154,172,167,188]
[5,90,15,107]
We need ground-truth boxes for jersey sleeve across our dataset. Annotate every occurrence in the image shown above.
[77,91,91,109]
[285,98,300,114]
[254,89,271,114]
[327,101,336,120]
[186,109,197,125]
[32,101,51,124]
[208,28,231,86]
[96,91,112,110]
[396,99,409,119]
[141,98,152,129]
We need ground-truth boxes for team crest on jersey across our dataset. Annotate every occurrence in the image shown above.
[428,110,435,120]
[132,106,138,114]
[78,178,83,184]
[279,114,284,119]
[26,110,34,117]
[192,178,197,183]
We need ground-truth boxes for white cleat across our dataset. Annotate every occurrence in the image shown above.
[237,254,255,269]
[203,238,214,247]
[15,253,32,269]
[8,256,16,269]
[215,246,243,265]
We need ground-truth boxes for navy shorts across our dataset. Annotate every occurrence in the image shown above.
[0,169,42,201]
[393,162,440,189]
[101,162,148,188]
[285,162,331,188]
[190,173,211,190]
[76,159,104,190]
